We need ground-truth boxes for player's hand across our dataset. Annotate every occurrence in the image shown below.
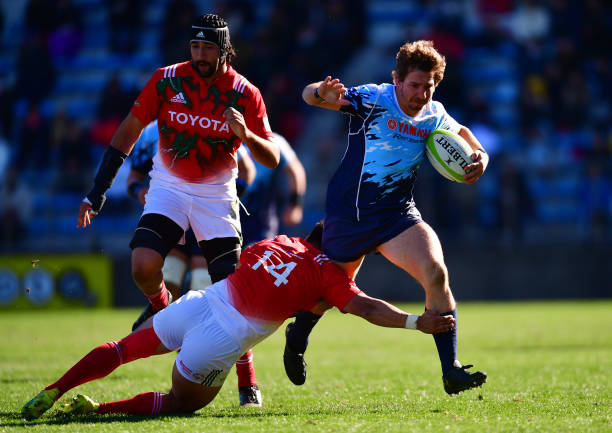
[416,309,456,334]
[77,201,97,228]
[463,151,488,184]
[318,76,350,106]
[223,107,248,141]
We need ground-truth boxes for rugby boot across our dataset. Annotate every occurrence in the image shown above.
[131,302,156,331]
[443,362,487,394]
[21,387,60,420]
[283,322,307,385]
[58,394,100,416]
[239,385,262,407]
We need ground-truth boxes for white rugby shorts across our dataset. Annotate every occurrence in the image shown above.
[142,177,241,242]
[152,280,276,386]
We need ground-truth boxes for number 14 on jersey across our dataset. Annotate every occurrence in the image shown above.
[251,250,297,286]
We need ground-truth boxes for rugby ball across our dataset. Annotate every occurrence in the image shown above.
[426,129,473,183]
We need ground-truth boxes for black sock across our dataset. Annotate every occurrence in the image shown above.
[432,309,458,374]
[287,311,322,353]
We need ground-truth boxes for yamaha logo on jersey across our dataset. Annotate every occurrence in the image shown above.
[387,118,431,138]
[168,110,230,133]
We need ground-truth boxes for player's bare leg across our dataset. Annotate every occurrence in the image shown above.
[376,222,454,313]
[132,247,168,303]
[130,247,171,331]
[377,222,486,393]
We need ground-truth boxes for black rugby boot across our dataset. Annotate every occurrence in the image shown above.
[443,362,487,394]
[283,322,307,385]
[131,303,156,332]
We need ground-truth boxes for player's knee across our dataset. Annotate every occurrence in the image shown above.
[130,213,184,258]
[423,260,448,292]
[199,237,241,283]
[131,256,162,286]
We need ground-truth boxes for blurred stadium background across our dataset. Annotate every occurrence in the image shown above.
[0,0,610,309]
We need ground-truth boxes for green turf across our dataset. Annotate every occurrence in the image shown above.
[1,301,610,432]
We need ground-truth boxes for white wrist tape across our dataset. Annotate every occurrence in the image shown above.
[405,314,419,330]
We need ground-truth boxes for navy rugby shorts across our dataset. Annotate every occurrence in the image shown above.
[322,206,423,263]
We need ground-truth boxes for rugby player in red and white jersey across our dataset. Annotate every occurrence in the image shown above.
[22,223,455,419]
[76,14,279,406]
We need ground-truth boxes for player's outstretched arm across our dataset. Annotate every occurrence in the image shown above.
[77,113,146,228]
[343,293,455,334]
[302,76,350,110]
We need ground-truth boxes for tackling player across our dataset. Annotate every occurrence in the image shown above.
[287,40,488,394]
[76,14,279,406]
[21,223,455,419]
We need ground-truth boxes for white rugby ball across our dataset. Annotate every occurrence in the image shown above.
[426,129,473,183]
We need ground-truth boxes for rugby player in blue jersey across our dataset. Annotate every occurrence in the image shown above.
[240,132,306,248]
[286,40,488,394]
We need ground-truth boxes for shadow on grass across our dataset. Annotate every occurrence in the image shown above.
[1,411,198,427]
[1,401,426,427]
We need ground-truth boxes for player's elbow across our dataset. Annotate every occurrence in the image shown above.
[345,295,377,322]
[261,152,280,169]
[263,146,281,168]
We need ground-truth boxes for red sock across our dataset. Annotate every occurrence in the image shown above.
[46,342,122,397]
[97,392,169,415]
[235,349,257,387]
[45,328,161,397]
[147,282,169,312]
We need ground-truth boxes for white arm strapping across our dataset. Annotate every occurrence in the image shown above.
[405,314,419,330]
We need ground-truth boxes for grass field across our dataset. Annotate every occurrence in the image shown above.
[1,301,610,432]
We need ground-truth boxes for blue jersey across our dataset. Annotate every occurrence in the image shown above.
[130,120,159,174]
[241,133,296,246]
[327,83,460,221]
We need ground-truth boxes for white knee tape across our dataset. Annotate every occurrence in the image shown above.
[162,256,187,287]
[190,268,212,291]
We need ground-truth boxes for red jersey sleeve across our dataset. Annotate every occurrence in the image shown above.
[320,262,362,312]
[242,83,273,139]
[130,68,163,125]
